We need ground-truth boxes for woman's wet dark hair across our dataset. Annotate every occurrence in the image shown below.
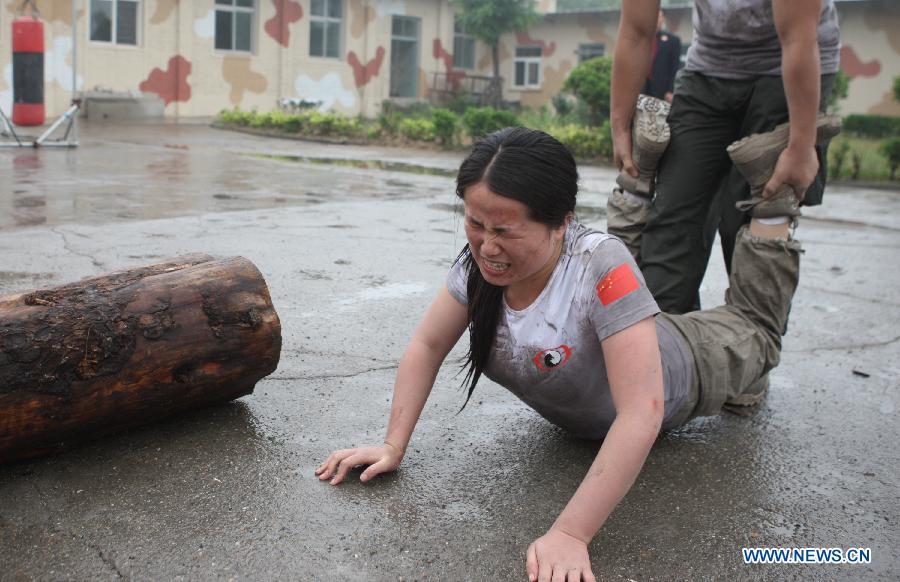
[456,126,578,408]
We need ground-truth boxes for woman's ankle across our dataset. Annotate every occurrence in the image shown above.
[749,217,791,239]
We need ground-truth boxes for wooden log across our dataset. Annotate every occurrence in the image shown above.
[0,255,282,463]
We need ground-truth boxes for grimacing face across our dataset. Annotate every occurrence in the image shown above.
[463,182,568,303]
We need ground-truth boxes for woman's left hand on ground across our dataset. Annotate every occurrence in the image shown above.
[526,528,596,582]
[315,443,404,485]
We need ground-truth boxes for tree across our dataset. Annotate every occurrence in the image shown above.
[893,75,900,103]
[563,56,613,124]
[452,0,539,106]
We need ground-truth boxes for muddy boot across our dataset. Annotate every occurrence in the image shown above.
[722,374,769,417]
[616,94,671,197]
[729,115,842,218]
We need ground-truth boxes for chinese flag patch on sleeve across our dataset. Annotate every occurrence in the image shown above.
[596,263,640,306]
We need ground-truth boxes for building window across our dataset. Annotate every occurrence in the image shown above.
[578,43,605,63]
[215,0,255,52]
[310,0,342,58]
[514,46,541,88]
[453,18,475,70]
[90,0,140,45]
[389,16,420,98]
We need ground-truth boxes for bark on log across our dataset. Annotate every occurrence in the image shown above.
[0,254,282,463]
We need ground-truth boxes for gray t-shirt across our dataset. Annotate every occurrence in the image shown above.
[447,221,694,439]
[685,0,841,79]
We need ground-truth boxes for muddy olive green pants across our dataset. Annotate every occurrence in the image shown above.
[612,214,799,424]
[633,71,834,314]
[667,225,800,422]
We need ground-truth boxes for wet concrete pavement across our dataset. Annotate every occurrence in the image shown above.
[0,122,898,580]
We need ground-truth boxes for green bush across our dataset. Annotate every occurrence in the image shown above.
[850,150,862,180]
[549,122,612,159]
[893,75,900,103]
[366,125,382,140]
[562,56,613,124]
[881,137,900,180]
[377,111,400,136]
[282,114,304,133]
[829,140,851,179]
[218,107,255,126]
[461,106,520,139]
[257,110,293,128]
[303,111,362,137]
[827,70,850,114]
[248,111,275,128]
[518,105,556,130]
[597,120,613,157]
[431,108,458,144]
[842,114,900,138]
[304,111,332,134]
[398,117,436,142]
[446,92,478,115]
[552,93,575,117]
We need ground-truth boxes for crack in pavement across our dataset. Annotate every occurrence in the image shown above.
[85,540,127,580]
[29,482,126,579]
[51,228,105,269]
[267,364,396,381]
[784,334,900,354]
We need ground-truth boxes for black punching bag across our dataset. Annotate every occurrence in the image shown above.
[12,14,45,126]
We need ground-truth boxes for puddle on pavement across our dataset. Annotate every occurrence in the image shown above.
[250,153,456,177]
[663,415,723,443]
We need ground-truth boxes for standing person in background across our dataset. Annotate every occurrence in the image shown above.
[610,0,841,315]
[643,10,682,103]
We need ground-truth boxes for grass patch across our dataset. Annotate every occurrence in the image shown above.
[216,104,615,161]
[828,135,898,183]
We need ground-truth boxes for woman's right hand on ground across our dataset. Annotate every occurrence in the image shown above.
[315,443,404,485]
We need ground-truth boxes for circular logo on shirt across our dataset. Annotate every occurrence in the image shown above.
[533,345,572,371]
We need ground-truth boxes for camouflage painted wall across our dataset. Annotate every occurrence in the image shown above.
[837,1,900,116]
[0,0,465,118]
[488,9,694,110]
[0,1,897,120]
[489,3,898,117]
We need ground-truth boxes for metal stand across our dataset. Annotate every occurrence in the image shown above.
[0,106,24,146]
[0,0,80,149]
[0,101,80,148]
[34,101,80,148]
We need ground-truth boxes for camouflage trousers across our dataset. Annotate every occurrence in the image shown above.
[610,195,801,422]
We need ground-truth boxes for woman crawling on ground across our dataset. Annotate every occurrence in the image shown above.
[317,127,802,581]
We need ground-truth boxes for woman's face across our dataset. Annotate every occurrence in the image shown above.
[463,182,568,296]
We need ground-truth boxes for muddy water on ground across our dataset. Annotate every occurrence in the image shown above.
[0,124,459,232]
